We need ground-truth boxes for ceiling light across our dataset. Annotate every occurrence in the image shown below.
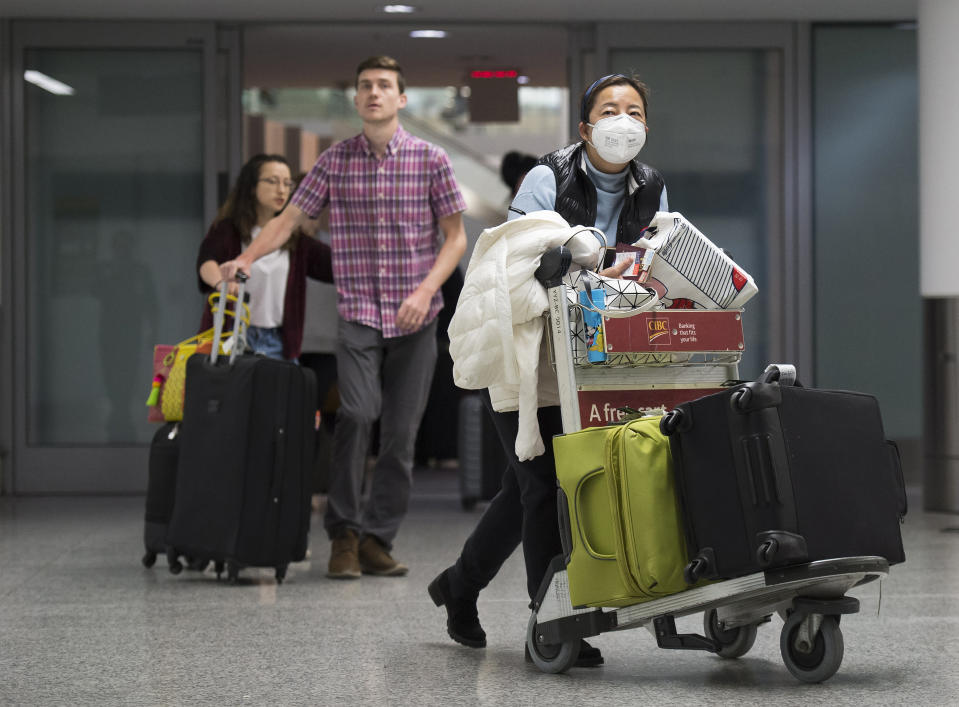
[517,75,531,85]
[382,4,417,12]
[24,70,75,96]
[409,30,447,39]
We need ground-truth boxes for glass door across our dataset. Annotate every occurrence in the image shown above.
[584,23,803,380]
[9,22,229,493]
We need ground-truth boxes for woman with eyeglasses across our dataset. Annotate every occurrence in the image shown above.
[196,153,332,361]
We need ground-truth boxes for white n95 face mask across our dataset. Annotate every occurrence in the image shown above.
[588,114,646,163]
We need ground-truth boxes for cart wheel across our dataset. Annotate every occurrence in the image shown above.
[525,613,580,674]
[660,409,682,435]
[780,612,844,683]
[142,551,157,569]
[703,609,758,659]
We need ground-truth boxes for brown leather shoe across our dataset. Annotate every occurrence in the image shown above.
[358,535,408,576]
[327,529,361,579]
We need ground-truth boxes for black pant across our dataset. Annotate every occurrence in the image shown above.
[448,390,563,601]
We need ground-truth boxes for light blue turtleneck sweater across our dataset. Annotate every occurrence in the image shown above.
[507,150,668,246]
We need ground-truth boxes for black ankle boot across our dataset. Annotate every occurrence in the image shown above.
[428,569,486,648]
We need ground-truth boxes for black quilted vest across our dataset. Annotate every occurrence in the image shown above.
[536,142,665,245]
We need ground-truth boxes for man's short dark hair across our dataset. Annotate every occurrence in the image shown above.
[356,55,406,93]
[580,73,649,122]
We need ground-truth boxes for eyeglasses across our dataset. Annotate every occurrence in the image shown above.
[259,177,294,189]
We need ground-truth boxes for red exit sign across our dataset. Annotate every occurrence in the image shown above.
[470,70,518,79]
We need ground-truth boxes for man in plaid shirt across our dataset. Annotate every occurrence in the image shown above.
[225,55,467,579]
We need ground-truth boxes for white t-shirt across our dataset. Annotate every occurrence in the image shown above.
[242,225,289,328]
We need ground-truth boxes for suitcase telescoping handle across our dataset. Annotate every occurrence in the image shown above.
[210,272,248,366]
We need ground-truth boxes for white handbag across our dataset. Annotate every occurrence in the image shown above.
[633,212,759,309]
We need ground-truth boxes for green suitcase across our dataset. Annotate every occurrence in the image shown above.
[553,416,691,608]
[604,417,690,600]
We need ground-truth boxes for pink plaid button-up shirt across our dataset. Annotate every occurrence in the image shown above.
[291,125,466,339]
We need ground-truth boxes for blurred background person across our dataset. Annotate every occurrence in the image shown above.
[499,150,538,199]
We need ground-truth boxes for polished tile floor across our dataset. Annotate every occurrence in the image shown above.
[0,472,956,706]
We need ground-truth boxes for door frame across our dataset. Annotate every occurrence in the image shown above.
[4,21,236,493]
[570,22,813,378]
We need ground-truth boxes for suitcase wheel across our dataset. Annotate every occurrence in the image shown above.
[214,560,225,580]
[660,409,683,435]
[226,561,240,584]
[756,539,778,567]
[684,556,709,585]
[731,387,752,411]
[141,550,157,569]
[275,565,288,584]
[186,557,210,572]
[166,549,183,574]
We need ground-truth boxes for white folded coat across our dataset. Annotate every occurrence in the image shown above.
[448,211,602,461]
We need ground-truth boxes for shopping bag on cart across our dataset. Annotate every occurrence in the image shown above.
[628,212,758,309]
[565,269,659,314]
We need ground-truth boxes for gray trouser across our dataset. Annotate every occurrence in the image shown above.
[324,318,437,547]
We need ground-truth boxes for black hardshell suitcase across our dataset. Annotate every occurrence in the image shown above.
[661,364,907,583]
[166,279,316,584]
[457,393,508,510]
[142,421,180,570]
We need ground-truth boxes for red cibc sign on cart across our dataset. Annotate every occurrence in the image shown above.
[576,310,745,429]
[604,310,745,353]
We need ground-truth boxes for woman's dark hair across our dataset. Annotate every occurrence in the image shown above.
[217,153,294,248]
[579,73,650,123]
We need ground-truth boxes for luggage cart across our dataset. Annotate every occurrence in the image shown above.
[526,250,889,683]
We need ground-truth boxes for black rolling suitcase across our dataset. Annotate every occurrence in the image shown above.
[166,278,316,584]
[141,421,180,570]
[661,363,907,584]
[457,393,508,510]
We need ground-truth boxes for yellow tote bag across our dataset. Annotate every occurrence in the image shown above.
[146,292,249,422]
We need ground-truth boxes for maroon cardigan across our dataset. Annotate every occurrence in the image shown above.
[196,219,333,360]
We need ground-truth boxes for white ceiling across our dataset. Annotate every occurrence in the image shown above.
[4,0,919,89]
[0,0,918,22]
[242,24,572,88]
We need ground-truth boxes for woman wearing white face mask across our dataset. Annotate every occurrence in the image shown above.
[429,74,667,667]
[508,73,668,268]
